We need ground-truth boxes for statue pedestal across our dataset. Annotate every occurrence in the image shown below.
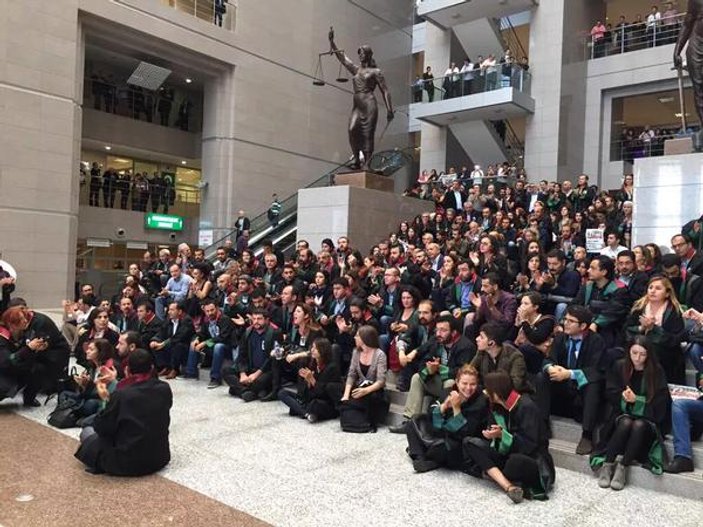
[334,171,394,192]
[664,137,694,156]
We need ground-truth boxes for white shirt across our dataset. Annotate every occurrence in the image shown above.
[646,12,661,28]
[600,245,628,259]
[460,63,475,80]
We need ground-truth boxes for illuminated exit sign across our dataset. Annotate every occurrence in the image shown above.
[145,213,184,231]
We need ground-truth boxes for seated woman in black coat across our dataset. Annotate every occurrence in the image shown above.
[590,338,670,490]
[511,291,555,374]
[625,276,685,384]
[278,338,341,422]
[463,371,555,503]
[59,338,117,427]
[405,364,488,473]
[75,307,119,368]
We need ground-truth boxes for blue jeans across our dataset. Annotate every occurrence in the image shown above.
[672,398,703,458]
[155,295,172,320]
[278,388,306,418]
[186,343,231,381]
[687,343,703,374]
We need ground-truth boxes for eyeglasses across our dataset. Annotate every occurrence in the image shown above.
[671,242,687,249]
[563,317,580,324]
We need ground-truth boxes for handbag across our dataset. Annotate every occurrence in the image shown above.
[47,395,83,429]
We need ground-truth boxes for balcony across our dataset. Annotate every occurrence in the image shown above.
[417,0,538,28]
[585,14,685,61]
[410,65,534,126]
[159,0,235,31]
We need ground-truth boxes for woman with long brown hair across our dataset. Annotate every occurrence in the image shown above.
[591,338,670,490]
[625,276,685,383]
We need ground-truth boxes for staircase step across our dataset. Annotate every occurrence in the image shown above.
[549,438,703,501]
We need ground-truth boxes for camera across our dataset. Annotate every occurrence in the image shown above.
[116,227,126,238]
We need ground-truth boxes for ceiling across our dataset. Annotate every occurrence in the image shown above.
[616,88,695,129]
[85,42,204,92]
[418,0,537,29]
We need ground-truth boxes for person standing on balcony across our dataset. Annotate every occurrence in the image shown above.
[646,5,662,47]
[591,20,607,58]
[150,172,164,213]
[422,66,435,102]
[662,2,680,45]
[102,168,116,208]
[214,0,228,27]
[268,194,281,228]
[481,54,498,91]
[460,58,475,96]
[443,62,459,99]
[89,162,102,207]
[615,15,629,53]
[412,76,424,103]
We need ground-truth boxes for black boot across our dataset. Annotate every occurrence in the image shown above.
[665,456,694,474]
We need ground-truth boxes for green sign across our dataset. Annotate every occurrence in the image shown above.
[145,213,184,231]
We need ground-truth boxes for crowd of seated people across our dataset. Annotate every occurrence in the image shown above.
[2,165,703,495]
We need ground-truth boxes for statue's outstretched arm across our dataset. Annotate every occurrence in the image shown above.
[328,27,358,75]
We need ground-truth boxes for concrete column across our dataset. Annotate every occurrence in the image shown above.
[0,0,82,308]
[199,68,237,239]
[523,0,603,183]
[419,21,451,174]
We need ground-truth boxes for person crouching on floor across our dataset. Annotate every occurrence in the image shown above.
[75,348,172,476]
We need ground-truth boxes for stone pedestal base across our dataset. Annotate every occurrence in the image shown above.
[664,137,694,156]
[334,171,394,192]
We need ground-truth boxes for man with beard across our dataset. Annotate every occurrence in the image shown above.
[389,315,476,433]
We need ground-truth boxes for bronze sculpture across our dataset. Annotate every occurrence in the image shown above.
[328,27,394,171]
[674,1,703,148]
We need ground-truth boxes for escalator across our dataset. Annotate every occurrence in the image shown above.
[203,148,413,260]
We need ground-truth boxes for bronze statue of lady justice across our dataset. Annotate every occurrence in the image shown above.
[675,1,703,149]
[328,27,394,171]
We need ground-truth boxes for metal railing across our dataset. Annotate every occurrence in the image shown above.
[411,64,531,104]
[79,176,201,218]
[203,148,414,257]
[611,129,699,162]
[83,76,202,132]
[159,0,235,31]
[585,13,685,60]
[488,119,524,164]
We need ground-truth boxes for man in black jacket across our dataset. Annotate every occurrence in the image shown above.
[75,349,172,476]
[443,180,467,211]
[111,297,139,333]
[183,299,236,388]
[390,315,476,433]
[539,305,605,455]
[136,300,162,347]
[223,309,281,402]
[149,301,194,379]
[18,304,71,398]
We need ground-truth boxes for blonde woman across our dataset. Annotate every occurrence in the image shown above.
[625,276,685,384]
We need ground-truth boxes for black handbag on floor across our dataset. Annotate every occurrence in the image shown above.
[48,394,83,429]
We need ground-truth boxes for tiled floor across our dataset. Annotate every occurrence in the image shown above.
[3,377,703,527]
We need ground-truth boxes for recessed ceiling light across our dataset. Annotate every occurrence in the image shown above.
[181,160,187,165]
[185,78,193,84]
[104,146,112,150]
[658,96,675,104]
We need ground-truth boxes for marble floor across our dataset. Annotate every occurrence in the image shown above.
[2,377,703,527]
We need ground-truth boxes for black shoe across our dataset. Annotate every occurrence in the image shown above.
[575,437,593,455]
[665,456,695,474]
[241,391,257,402]
[84,465,105,475]
[389,420,408,434]
[257,390,271,400]
[412,459,439,473]
[23,398,40,408]
[260,391,277,402]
